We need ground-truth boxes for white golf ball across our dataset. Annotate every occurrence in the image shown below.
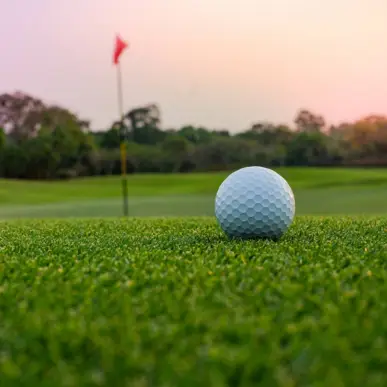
[215,166,295,239]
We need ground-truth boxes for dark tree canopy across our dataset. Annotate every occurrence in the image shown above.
[0,90,386,180]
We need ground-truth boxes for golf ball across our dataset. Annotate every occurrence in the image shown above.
[215,166,295,239]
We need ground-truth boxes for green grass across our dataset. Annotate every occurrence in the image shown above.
[1,168,387,205]
[0,168,386,218]
[0,217,386,386]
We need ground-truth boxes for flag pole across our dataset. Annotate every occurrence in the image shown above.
[113,34,129,218]
[116,61,129,217]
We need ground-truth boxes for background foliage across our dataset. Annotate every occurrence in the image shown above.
[1,91,387,180]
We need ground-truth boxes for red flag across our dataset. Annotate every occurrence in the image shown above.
[113,35,128,65]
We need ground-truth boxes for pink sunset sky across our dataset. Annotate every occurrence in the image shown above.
[1,0,387,132]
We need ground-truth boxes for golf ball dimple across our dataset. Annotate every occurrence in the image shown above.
[215,166,295,239]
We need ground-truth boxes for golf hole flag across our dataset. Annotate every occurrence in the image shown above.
[112,34,129,216]
[113,35,128,65]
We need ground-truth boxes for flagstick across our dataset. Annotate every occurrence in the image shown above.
[116,61,129,217]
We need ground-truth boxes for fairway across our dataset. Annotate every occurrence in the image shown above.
[0,167,387,218]
[0,217,386,386]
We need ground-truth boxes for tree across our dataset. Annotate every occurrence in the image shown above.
[363,115,387,154]
[0,127,6,149]
[213,130,230,137]
[177,125,212,144]
[238,123,294,146]
[95,126,121,149]
[22,135,60,179]
[39,105,89,133]
[125,103,166,145]
[37,105,95,175]
[286,132,340,166]
[294,109,325,133]
[250,121,275,133]
[341,115,387,163]
[0,91,45,141]
[193,137,257,171]
[161,135,193,172]
[2,89,387,177]
[0,144,28,178]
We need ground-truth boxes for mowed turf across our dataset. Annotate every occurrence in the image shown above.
[0,167,387,218]
[0,217,386,386]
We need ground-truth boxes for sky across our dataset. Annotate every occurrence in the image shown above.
[1,0,387,132]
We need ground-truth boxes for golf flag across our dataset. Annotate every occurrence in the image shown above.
[112,34,129,216]
[113,35,128,65]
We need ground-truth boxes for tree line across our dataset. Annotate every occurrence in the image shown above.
[0,91,386,180]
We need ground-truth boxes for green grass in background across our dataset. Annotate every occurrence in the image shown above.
[0,217,386,386]
[1,167,387,204]
[0,168,386,218]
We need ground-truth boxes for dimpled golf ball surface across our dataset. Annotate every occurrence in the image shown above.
[215,166,295,239]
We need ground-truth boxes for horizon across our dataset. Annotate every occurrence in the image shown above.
[2,0,387,132]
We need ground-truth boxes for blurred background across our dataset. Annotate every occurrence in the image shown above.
[0,0,387,219]
[0,98,386,219]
